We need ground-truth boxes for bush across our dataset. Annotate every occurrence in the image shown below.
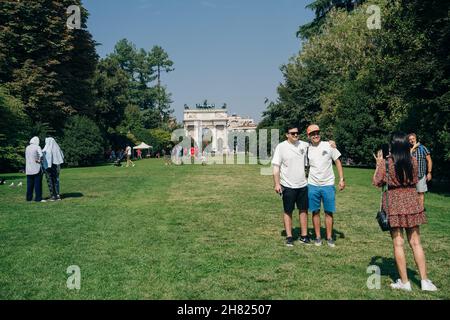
[148,128,173,153]
[60,116,104,167]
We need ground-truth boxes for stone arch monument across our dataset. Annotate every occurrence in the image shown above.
[183,103,257,154]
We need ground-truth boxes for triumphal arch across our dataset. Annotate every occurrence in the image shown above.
[183,102,257,154]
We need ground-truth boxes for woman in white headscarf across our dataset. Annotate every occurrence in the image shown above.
[25,136,45,202]
[43,137,64,201]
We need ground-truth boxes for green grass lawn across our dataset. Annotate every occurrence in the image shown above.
[0,159,449,299]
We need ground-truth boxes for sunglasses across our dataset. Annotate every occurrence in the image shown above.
[288,132,299,136]
[309,131,320,136]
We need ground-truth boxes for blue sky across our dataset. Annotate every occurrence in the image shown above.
[83,0,314,123]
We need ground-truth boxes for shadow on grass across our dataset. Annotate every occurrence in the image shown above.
[61,192,84,199]
[280,227,345,240]
[369,256,420,286]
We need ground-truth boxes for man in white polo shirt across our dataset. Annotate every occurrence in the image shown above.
[272,125,310,247]
[306,124,345,248]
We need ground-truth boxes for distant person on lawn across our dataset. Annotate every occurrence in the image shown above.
[163,146,172,165]
[201,151,207,166]
[373,132,437,291]
[115,149,121,163]
[25,136,45,203]
[306,124,345,248]
[125,145,135,167]
[408,133,432,208]
[42,137,64,201]
[272,125,310,247]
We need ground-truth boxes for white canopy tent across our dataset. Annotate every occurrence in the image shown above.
[133,142,152,157]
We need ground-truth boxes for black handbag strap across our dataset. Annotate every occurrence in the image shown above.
[385,159,389,217]
[379,181,383,212]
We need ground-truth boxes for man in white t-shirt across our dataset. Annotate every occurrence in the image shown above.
[272,125,311,247]
[306,124,345,248]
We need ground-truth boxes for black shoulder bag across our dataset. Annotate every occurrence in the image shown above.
[376,159,391,232]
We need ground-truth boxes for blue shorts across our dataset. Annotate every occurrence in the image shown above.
[308,184,336,214]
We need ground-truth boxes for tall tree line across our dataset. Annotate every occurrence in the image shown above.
[0,0,176,171]
[0,0,97,134]
[260,0,450,178]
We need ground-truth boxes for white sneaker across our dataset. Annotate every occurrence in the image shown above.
[421,279,438,291]
[327,238,336,248]
[390,279,412,291]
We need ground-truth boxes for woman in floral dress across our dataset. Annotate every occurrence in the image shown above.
[373,132,438,291]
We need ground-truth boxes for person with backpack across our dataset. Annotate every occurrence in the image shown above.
[408,133,432,208]
[373,132,437,291]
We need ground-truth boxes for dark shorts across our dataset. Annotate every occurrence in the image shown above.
[281,185,308,214]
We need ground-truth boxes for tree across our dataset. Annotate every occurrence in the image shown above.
[0,0,98,133]
[120,105,145,134]
[108,40,175,127]
[60,116,104,167]
[262,0,450,178]
[148,128,173,154]
[331,79,389,164]
[154,86,174,123]
[108,39,154,111]
[110,39,139,78]
[142,108,164,130]
[92,57,130,132]
[148,46,174,88]
[148,46,174,113]
[389,0,450,176]
[297,0,366,39]
[0,86,31,172]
